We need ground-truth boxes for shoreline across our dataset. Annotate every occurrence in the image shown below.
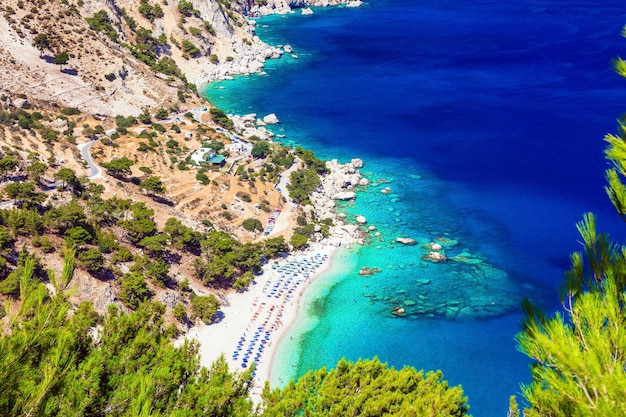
[188,244,342,401]
[263,245,342,385]
[183,157,367,401]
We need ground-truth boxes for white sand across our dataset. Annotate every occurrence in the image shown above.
[186,243,340,401]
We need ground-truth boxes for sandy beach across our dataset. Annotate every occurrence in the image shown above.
[186,243,340,399]
[181,156,365,400]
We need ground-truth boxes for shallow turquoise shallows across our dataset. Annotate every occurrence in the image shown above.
[203,1,626,415]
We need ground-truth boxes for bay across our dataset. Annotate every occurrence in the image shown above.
[203,1,626,415]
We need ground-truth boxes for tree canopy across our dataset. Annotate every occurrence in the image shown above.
[261,357,470,417]
[0,258,254,416]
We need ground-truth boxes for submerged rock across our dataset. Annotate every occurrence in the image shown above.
[391,306,405,316]
[359,267,382,276]
[421,251,447,263]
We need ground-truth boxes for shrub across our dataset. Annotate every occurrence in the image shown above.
[242,218,263,232]
[290,233,308,249]
[181,40,200,57]
[236,191,252,202]
[178,0,194,16]
[173,303,187,321]
[60,107,80,116]
[191,294,219,323]
[196,171,210,185]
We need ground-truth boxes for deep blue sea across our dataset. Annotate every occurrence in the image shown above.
[203,1,626,415]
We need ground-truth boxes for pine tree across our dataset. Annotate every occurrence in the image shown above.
[514,28,626,416]
[261,357,470,416]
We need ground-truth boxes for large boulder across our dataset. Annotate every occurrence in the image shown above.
[263,113,280,124]
[396,237,416,245]
[333,191,356,200]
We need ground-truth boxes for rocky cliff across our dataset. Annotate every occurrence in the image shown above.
[0,0,359,116]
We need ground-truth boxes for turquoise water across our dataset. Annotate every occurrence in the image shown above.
[203,1,626,415]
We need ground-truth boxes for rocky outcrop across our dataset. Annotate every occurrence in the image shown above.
[308,158,369,249]
[252,0,361,17]
[333,191,356,201]
[359,267,382,276]
[396,237,416,245]
[263,113,280,124]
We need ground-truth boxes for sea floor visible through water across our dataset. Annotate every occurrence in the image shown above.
[203,1,626,415]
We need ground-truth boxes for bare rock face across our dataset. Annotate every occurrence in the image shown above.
[157,291,184,308]
[13,98,29,108]
[48,118,68,131]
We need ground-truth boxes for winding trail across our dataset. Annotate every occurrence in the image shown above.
[77,140,102,179]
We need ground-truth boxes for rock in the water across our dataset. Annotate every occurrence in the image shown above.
[368,225,377,231]
[333,191,356,201]
[263,113,279,124]
[301,7,313,15]
[391,306,405,315]
[396,237,416,245]
[351,158,364,168]
[283,44,293,53]
[356,215,367,224]
[359,267,382,276]
[358,178,370,186]
[422,251,447,263]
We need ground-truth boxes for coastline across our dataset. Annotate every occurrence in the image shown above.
[189,244,339,399]
[184,157,367,401]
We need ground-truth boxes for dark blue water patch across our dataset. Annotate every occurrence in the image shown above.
[204,1,626,415]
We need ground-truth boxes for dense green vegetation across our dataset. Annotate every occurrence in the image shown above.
[0,256,255,416]
[261,358,470,416]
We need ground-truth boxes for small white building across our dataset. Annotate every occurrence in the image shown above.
[191,148,226,166]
